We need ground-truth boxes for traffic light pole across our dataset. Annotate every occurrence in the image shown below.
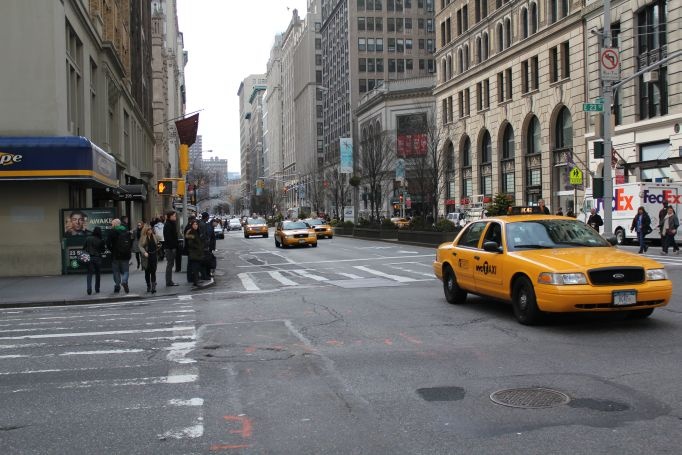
[601,0,614,237]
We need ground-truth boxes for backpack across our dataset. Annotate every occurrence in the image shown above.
[115,230,132,256]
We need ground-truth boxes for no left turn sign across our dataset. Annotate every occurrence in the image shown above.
[600,47,620,81]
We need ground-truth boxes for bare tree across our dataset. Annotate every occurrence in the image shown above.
[326,168,351,221]
[404,106,449,221]
[299,161,328,216]
[359,129,396,222]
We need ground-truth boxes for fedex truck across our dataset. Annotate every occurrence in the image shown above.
[583,182,682,245]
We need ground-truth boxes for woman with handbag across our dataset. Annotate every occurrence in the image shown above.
[139,224,160,293]
[184,220,204,287]
[630,207,652,254]
[660,206,680,255]
[83,227,105,295]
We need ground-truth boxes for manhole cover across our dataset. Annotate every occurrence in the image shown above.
[490,387,570,409]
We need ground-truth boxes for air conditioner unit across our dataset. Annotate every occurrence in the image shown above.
[643,71,659,83]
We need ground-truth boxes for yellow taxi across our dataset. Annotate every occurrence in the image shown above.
[433,207,672,325]
[275,220,318,248]
[304,218,333,239]
[390,217,410,229]
[243,217,269,238]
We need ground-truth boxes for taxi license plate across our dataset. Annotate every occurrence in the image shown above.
[298,239,305,244]
[613,290,637,306]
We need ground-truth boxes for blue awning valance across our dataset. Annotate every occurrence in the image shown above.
[0,136,118,187]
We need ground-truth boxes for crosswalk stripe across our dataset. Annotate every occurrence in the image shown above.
[353,266,417,282]
[292,269,329,282]
[268,271,298,286]
[386,265,434,278]
[237,273,260,291]
[337,272,363,279]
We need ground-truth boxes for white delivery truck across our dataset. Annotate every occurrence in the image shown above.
[583,182,682,244]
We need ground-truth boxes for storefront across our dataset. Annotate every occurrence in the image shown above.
[0,136,143,276]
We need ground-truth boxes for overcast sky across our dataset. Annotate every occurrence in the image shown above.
[177,0,310,174]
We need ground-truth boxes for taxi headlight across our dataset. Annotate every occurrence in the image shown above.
[538,272,587,285]
[646,268,667,281]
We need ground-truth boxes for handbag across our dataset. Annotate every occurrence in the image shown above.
[645,226,653,235]
[78,252,91,263]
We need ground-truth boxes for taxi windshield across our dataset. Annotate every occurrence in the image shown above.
[283,221,309,230]
[306,219,323,226]
[247,218,266,225]
[506,219,611,251]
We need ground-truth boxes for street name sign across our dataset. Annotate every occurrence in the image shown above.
[583,103,604,112]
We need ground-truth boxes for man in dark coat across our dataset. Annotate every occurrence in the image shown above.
[198,212,215,280]
[107,218,132,293]
[163,211,179,287]
[587,208,604,232]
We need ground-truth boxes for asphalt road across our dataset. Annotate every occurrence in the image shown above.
[1,229,681,454]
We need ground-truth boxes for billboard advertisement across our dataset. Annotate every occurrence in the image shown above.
[61,208,117,274]
[340,138,353,174]
[396,113,428,158]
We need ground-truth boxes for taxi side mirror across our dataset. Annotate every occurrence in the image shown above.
[483,241,502,253]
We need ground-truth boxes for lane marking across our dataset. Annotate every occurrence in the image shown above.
[337,272,363,279]
[0,326,194,341]
[268,271,298,286]
[235,254,435,268]
[353,266,416,283]
[59,349,145,356]
[292,269,328,282]
[386,265,434,278]
[237,273,260,291]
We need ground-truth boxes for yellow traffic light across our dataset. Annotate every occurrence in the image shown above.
[176,180,186,197]
[179,144,189,174]
[157,180,172,196]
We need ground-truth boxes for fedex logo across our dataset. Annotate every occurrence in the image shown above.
[0,152,22,166]
[595,188,681,211]
[642,189,682,205]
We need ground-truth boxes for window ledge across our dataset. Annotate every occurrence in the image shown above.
[522,88,540,97]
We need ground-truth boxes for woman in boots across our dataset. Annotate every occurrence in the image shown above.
[139,224,160,293]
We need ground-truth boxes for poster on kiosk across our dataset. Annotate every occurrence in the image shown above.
[61,208,117,274]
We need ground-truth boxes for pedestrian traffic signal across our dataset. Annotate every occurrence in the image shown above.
[157,180,173,196]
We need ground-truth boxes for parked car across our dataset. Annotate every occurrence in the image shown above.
[213,223,225,239]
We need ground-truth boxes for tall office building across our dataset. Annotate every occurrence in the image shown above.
[238,75,267,207]
[320,0,436,167]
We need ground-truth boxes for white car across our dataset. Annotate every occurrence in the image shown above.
[228,219,242,231]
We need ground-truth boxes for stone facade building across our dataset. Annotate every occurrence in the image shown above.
[0,0,154,276]
[238,74,267,212]
[434,0,587,215]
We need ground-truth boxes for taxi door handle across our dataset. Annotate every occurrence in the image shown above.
[474,255,480,260]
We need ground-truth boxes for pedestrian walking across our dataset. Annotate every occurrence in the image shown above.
[660,206,680,255]
[556,207,563,216]
[630,206,652,254]
[184,220,204,287]
[132,221,143,269]
[83,227,105,295]
[199,212,214,281]
[107,218,132,293]
[139,224,160,293]
[587,208,604,232]
[163,210,180,287]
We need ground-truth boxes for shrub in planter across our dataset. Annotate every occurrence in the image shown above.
[342,220,355,228]
[434,219,458,232]
[381,218,397,229]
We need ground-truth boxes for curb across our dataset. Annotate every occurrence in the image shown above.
[0,293,152,309]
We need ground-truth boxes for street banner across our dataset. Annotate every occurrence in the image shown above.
[397,113,428,157]
[396,158,405,181]
[340,138,353,174]
[175,113,200,147]
[343,206,355,223]
[61,208,117,274]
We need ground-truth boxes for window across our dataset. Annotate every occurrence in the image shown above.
[388,38,396,52]
[482,32,489,60]
[504,18,512,48]
[463,44,469,71]
[481,131,491,163]
[315,54,322,66]
[442,99,448,125]
[316,70,322,84]
[502,124,515,194]
[475,0,481,22]
[527,116,541,155]
[561,41,570,79]
[525,116,542,204]
[458,91,464,118]
[554,106,573,150]
[418,18,424,30]
[396,18,404,33]
[368,0,375,10]
[549,0,569,24]
[317,122,324,136]
[497,71,504,102]
[505,68,512,100]
[406,39,413,50]
[427,19,434,33]
[388,0,394,11]
[427,59,435,73]
[496,23,503,52]
[406,18,412,31]
[397,39,404,53]
[376,58,384,72]
[367,58,375,72]
[359,58,367,72]
[360,79,367,93]
[483,79,490,109]
[521,8,528,39]
[476,36,482,64]
[419,39,425,50]
[388,58,396,72]
[358,17,366,31]
[358,0,365,10]
[419,59,425,70]
[427,39,435,53]
[315,38,321,49]
[388,18,395,32]
[459,222,487,248]
[462,5,469,32]
[397,59,405,73]
[376,17,383,31]
[461,136,472,198]
[502,124,514,160]
[406,59,413,71]
[637,0,668,120]
[457,9,462,35]
[66,22,84,135]
[521,60,529,94]
[549,47,559,83]
[358,38,366,51]
[464,88,470,116]
[530,3,538,34]
[368,79,376,90]
[376,38,384,51]
[531,56,539,90]
[368,38,376,52]
[367,17,374,31]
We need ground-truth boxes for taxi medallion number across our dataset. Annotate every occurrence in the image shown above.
[613,290,637,306]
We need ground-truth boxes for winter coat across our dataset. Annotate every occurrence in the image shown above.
[184,230,204,261]
[107,225,132,260]
[163,220,179,249]
[139,233,159,270]
[630,212,652,234]
[83,235,105,257]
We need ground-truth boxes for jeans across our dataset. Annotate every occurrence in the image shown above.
[165,248,176,285]
[86,256,102,292]
[636,230,647,253]
[144,253,158,286]
[663,233,678,253]
[188,259,202,285]
[111,259,130,290]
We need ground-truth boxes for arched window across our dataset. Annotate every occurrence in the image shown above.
[504,18,512,48]
[501,124,515,195]
[525,116,542,205]
[447,54,453,80]
[496,23,504,52]
[554,107,573,149]
[476,36,482,64]
[457,48,463,73]
[461,136,472,198]
[463,44,469,71]
[530,3,538,34]
[480,130,492,196]
[521,7,528,39]
[482,32,489,60]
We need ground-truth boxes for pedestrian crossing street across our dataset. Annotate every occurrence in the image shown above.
[0,300,205,451]
[235,260,437,292]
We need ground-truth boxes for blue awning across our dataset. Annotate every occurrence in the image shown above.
[0,136,118,187]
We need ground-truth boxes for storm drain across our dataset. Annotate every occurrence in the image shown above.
[490,387,570,409]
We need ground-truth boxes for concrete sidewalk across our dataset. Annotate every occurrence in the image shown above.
[0,258,202,308]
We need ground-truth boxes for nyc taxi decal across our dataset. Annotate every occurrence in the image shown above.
[476,261,497,275]
[0,151,23,166]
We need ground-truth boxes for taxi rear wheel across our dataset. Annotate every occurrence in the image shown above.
[512,277,543,325]
[312,242,318,248]
[443,267,467,304]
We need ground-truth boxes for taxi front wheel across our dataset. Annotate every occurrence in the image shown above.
[443,267,467,304]
[512,277,543,325]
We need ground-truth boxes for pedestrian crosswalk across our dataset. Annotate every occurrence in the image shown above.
[0,301,204,451]
[235,261,436,292]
